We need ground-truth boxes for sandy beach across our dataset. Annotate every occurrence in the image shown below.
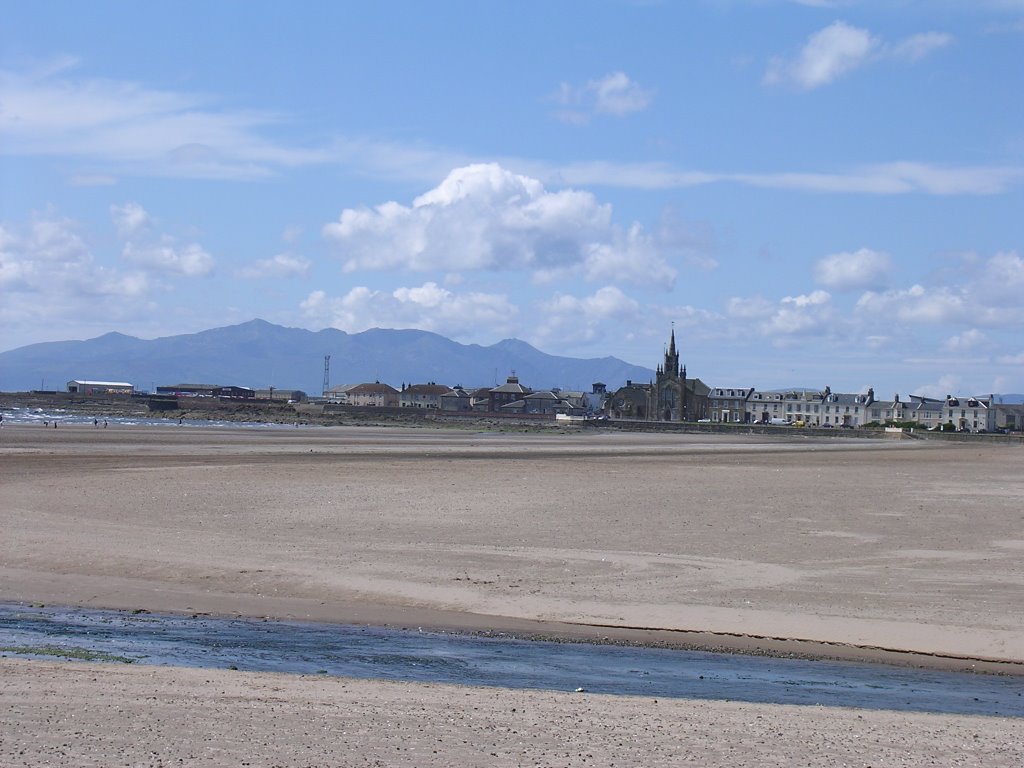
[2,423,1023,764]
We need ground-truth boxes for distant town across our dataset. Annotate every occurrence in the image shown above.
[61,328,1023,434]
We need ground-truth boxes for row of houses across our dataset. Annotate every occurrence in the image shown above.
[699,385,1024,432]
[599,329,1023,432]
[65,328,1023,431]
[578,378,1022,432]
[325,376,604,416]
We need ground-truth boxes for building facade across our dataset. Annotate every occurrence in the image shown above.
[488,374,532,412]
[746,390,786,423]
[605,329,709,422]
[67,380,134,395]
[399,383,451,409]
[345,382,400,407]
[710,387,754,423]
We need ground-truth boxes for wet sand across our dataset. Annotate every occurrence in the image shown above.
[2,423,1023,764]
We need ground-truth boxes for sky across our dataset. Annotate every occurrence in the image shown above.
[2,0,1023,397]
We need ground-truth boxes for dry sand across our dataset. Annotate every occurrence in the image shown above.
[3,658,1022,768]
[1,423,1022,765]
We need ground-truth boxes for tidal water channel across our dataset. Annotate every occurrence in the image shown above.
[1,604,1020,717]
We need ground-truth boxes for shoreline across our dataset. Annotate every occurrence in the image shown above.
[4,422,1024,765]
[3,424,1022,675]
[6,595,1021,677]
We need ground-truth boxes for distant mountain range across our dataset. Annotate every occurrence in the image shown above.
[0,320,655,395]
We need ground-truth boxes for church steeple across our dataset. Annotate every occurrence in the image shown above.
[663,324,680,378]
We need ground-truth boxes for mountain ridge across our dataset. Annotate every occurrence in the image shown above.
[0,320,655,395]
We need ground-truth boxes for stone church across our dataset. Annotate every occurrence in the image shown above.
[605,328,710,422]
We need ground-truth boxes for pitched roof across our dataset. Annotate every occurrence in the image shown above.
[491,381,531,394]
[403,383,451,396]
[524,391,559,400]
[327,383,359,394]
[349,382,399,395]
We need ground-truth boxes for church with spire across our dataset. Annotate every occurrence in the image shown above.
[605,326,710,422]
[653,326,688,421]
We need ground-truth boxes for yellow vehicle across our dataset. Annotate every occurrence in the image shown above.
[792,420,806,427]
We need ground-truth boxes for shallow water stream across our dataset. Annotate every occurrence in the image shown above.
[1,604,1020,717]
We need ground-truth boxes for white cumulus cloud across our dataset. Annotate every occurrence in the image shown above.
[856,284,966,325]
[109,202,215,277]
[531,286,642,347]
[299,282,519,340]
[110,201,152,238]
[727,290,835,338]
[323,163,676,289]
[554,71,654,123]
[944,329,990,353]
[588,72,655,116]
[855,251,1024,331]
[765,22,952,90]
[765,21,878,89]
[770,290,834,335]
[237,252,311,279]
[121,240,214,277]
[0,214,152,338]
[813,248,892,291]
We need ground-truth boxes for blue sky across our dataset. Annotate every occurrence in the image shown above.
[2,0,1023,397]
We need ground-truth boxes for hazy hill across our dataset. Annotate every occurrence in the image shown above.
[0,319,654,394]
